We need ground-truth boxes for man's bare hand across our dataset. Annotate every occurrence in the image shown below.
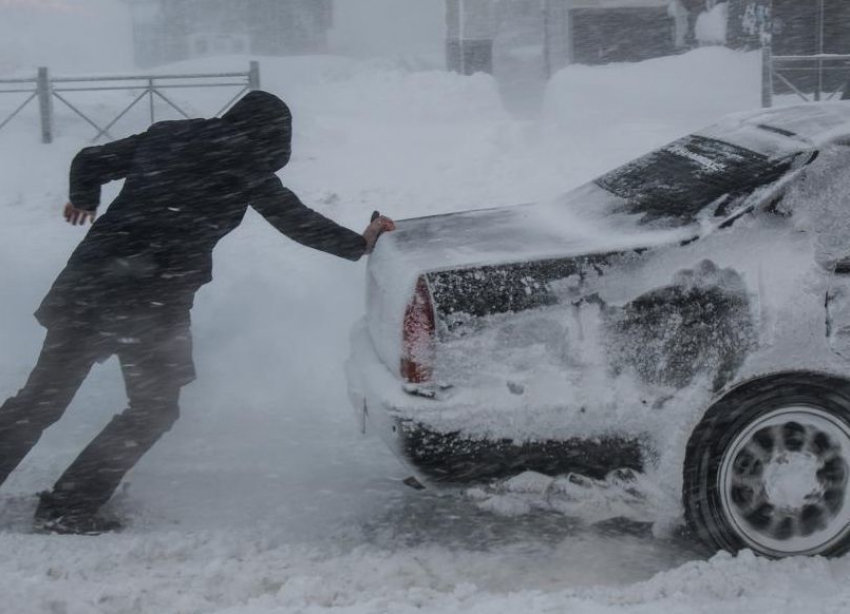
[363,213,396,254]
[63,202,96,226]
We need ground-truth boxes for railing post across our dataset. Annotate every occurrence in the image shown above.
[761,44,774,108]
[149,78,155,123]
[36,66,53,143]
[248,61,261,91]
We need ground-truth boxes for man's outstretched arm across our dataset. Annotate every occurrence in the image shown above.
[249,175,394,260]
[65,132,145,224]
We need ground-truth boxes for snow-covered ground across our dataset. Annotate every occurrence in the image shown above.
[2,48,849,613]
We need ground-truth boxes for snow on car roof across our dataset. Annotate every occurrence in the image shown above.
[702,101,850,149]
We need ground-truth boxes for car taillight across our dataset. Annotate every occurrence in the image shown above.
[401,276,435,383]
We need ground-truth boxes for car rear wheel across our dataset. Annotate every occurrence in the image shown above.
[683,373,850,558]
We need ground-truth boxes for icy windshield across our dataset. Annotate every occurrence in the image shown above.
[594,135,795,226]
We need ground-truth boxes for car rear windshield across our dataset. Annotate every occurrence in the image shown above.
[594,135,794,225]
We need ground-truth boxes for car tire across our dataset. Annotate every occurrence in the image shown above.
[683,372,850,558]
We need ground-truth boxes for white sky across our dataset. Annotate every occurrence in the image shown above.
[0,0,133,73]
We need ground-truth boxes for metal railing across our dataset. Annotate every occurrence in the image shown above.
[0,61,260,143]
[762,46,850,108]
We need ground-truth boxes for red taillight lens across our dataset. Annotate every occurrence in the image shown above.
[401,276,435,383]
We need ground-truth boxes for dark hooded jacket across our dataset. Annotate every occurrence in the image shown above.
[35,91,367,332]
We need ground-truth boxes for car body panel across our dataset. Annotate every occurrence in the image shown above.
[347,102,850,489]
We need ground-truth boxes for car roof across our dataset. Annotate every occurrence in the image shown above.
[700,102,850,151]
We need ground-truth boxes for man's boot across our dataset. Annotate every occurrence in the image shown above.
[33,491,122,536]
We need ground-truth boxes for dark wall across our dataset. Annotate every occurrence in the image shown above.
[772,0,850,55]
[753,0,850,95]
[570,7,675,65]
[728,0,850,54]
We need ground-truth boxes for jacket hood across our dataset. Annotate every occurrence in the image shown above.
[222,91,292,172]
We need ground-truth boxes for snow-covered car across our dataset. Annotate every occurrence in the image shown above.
[346,102,850,559]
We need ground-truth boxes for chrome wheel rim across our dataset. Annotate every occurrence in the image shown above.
[719,406,850,556]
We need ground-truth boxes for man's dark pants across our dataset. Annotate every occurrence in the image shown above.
[0,318,193,517]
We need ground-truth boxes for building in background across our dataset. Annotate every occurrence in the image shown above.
[563,0,678,66]
[329,0,444,60]
[128,0,333,68]
[725,0,850,96]
[445,0,497,75]
[447,0,686,78]
[727,0,850,55]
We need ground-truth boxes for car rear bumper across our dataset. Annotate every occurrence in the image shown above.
[345,321,644,485]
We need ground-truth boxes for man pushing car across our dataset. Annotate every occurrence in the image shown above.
[0,90,394,534]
